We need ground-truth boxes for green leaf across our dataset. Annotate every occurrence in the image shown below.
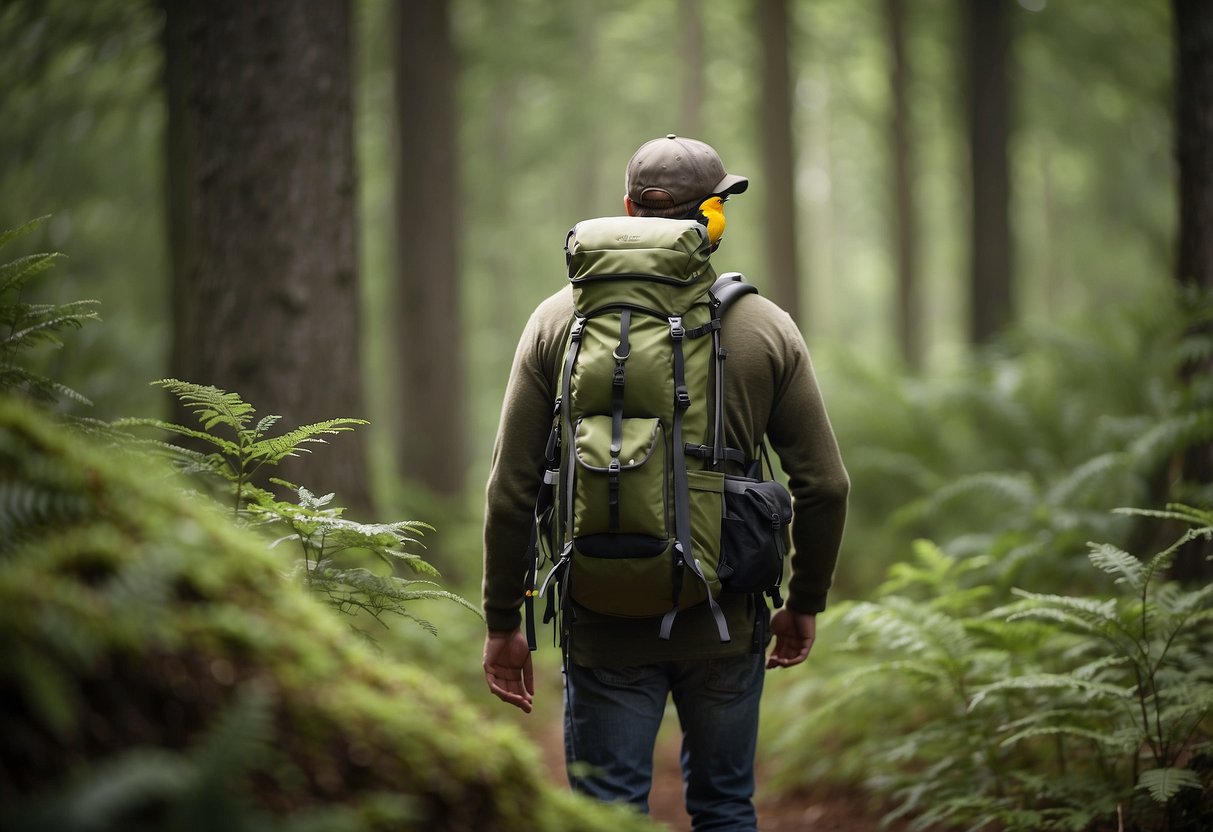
[1136,767,1201,803]
[0,215,50,249]
[247,419,368,464]
[1087,542,1144,588]
[0,251,67,295]
[970,674,1136,710]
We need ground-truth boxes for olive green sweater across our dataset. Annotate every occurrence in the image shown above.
[482,282,849,667]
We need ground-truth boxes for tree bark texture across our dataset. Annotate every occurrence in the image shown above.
[885,0,921,370]
[168,0,370,511]
[393,0,466,496]
[756,0,803,322]
[1172,0,1213,579]
[964,0,1013,345]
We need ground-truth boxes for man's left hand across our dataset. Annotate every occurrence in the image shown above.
[483,628,535,713]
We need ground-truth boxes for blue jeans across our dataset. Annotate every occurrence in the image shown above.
[562,653,766,831]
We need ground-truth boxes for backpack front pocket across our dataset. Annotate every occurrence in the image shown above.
[571,415,668,540]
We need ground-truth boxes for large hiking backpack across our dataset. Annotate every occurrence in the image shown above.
[525,215,765,648]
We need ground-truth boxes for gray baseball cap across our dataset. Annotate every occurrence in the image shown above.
[625,134,749,208]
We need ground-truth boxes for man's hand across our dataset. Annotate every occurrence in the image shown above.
[766,608,816,669]
[483,628,534,713]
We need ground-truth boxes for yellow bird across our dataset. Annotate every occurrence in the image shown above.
[696,196,727,248]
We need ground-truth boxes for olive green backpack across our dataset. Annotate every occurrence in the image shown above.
[525,215,762,649]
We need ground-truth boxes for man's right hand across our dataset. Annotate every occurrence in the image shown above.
[483,628,535,713]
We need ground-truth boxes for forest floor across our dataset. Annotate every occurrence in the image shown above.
[534,720,907,832]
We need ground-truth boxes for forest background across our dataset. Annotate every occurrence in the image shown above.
[2,0,1211,830]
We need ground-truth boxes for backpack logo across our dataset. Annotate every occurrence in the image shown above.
[615,234,642,243]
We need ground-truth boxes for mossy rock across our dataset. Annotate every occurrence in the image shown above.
[0,399,657,832]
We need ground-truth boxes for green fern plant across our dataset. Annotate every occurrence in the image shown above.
[0,215,100,406]
[115,380,479,635]
[249,484,479,635]
[764,510,1212,831]
[976,504,1213,827]
[114,379,367,516]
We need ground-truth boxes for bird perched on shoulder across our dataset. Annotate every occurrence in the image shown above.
[696,196,727,248]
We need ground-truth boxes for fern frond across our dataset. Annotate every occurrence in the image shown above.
[0,251,66,296]
[998,724,1131,751]
[969,674,1135,710]
[1136,767,1201,803]
[151,379,256,432]
[247,419,367,464]
[1045,452,1132,507]
[1115,503,1213,527]
[111,417,242,456]
[0,214,50,249]
[1086,542,1144,588]
[0,367,93,405]
[4,306,102,348]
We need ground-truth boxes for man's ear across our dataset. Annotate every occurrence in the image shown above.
[624,195,636,216]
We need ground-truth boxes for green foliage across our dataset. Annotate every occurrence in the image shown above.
[829,283,1213,596]
[250,484,479,635]
[0,400,657,831]
[114,380,478,637]
[765,513,1213,831]
[0,215,99,407]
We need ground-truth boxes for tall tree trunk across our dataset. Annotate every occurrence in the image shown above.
[393,0,466,497]
[964,0,1013,345]
[885,0,921,370]
[162,0,191,428]
[168,0,370,511]
[1172,0,1213,579]
[679,0,705,140]
[756,0,802,321]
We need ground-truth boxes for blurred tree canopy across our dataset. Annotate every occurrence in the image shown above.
[0,0,1180,548]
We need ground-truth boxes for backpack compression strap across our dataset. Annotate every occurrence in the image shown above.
[660,315,731,643]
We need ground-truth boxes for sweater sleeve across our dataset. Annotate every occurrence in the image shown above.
[481,290,572,632]
[764,307,850,615]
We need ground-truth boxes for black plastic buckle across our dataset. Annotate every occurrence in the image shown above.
[675,386,691,409]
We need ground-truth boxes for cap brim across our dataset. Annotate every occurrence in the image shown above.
[714,173,749,196]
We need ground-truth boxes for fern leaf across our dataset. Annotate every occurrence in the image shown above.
[112,417,241,456]
[1136,767,1201,803]
[998,724,1131,750]
[1045,452,1131,508]
[247,419,367,464]
[969,674,1135,710]
[0,214,50,249]
[1087,542,1144,588]
[151,379,256,432]
[0,251,66,295]
[1010,589,1119,624]
[254,414,282,434]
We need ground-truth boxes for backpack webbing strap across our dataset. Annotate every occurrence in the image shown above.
[683,443,748,466]
[559,317,586,542]
[522,467,557,651]
[660,316,730,643]
[608,310,632,530]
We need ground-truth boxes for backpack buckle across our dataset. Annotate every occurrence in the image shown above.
[668,317,684,340]
[675,386,691,409]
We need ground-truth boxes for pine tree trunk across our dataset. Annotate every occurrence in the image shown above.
[885,0,921,370]
[756,0,803,322]
[679,0,705,140]
[168,0,370,511]
[392,0,466,497]
[964,0,1013,345]
[1172,0,1213,580]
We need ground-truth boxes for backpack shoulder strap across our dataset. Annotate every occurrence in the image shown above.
[710,272,758,314]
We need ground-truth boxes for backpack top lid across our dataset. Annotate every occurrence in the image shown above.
[565,216,715,316]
